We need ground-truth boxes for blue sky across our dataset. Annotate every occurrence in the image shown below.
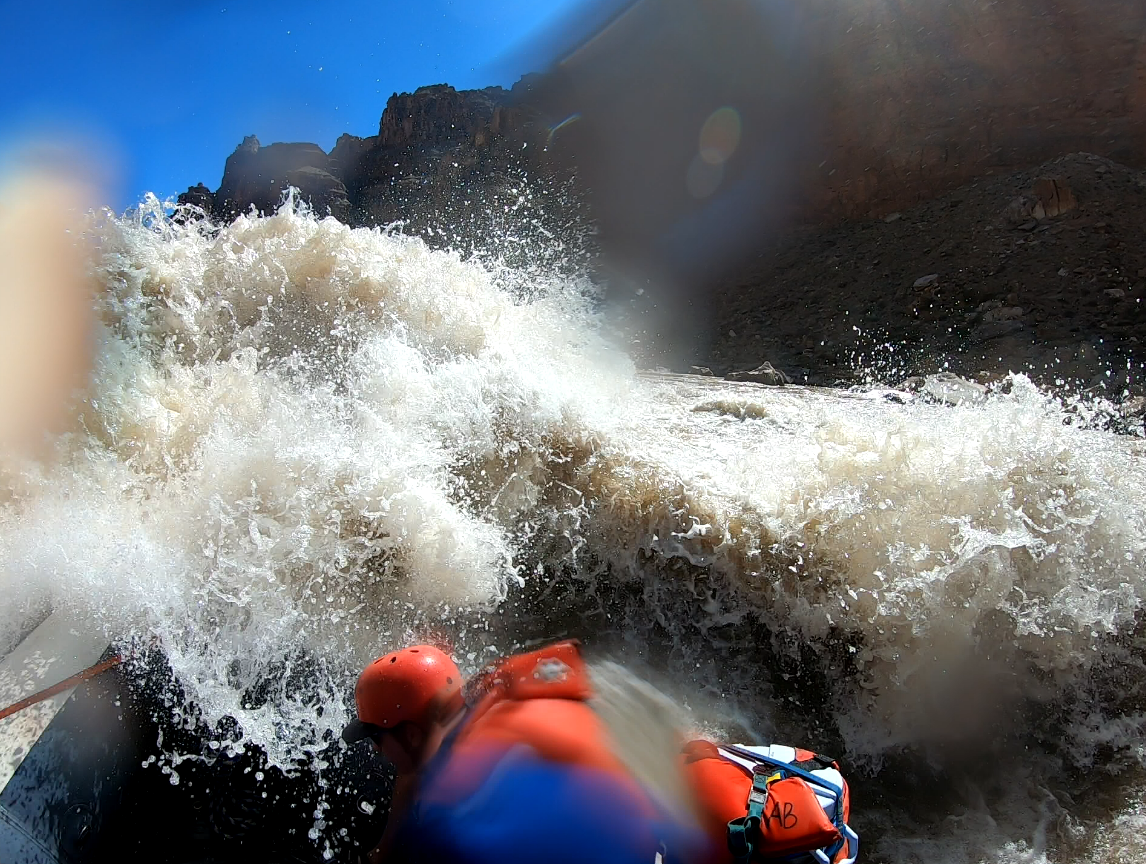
[1,0,584,211]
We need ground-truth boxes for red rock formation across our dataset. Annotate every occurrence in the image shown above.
[377,84,503,149]
[187,84,560,241]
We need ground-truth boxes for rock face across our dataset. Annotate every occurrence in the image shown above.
[170,4,1146,390]
[282,167,350,223]
[183,83,572,254]
[213,137,344,218]
[349,84,561,232]
[178,182,214,215]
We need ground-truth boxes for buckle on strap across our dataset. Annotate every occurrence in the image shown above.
[746,765,774,816]
[727,767,774,864]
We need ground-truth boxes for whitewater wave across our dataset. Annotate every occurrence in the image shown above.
[2,195,631,760]
[2,197,1146,862]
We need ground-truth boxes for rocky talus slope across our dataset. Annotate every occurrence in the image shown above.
[707,153,1146,394]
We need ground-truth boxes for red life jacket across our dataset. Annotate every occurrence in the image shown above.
[682,740,857,864]
[433,641,642,800]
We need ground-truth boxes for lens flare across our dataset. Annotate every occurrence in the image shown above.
[698,106,741,166]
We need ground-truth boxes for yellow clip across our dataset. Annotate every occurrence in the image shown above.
[765,771,783,786]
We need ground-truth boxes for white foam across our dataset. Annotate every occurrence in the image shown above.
[1,198,632,764]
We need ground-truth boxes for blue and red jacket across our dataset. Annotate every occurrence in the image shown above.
[388,641,712,864]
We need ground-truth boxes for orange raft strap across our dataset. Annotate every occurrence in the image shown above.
[0,655,122,723]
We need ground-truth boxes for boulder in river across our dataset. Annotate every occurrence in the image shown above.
[906,372,989,406]
[725,362,792,386]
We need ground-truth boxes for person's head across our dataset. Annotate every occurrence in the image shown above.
[341,645,464,772]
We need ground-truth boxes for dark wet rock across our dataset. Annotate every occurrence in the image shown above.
[981,307,1023,323]
[725,362,792,386]
[970,320,1026,343]
[1004,195,1038,223]
[173,183,215,225]
[1005,177,1077,223]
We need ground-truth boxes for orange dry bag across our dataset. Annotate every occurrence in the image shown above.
[684,741,858,864]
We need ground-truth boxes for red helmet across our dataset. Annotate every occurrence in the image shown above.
[342,645,462,743]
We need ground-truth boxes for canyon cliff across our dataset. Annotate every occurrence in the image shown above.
[181,0,1146,234]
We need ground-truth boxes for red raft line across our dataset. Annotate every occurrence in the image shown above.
[0,655,122,723]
